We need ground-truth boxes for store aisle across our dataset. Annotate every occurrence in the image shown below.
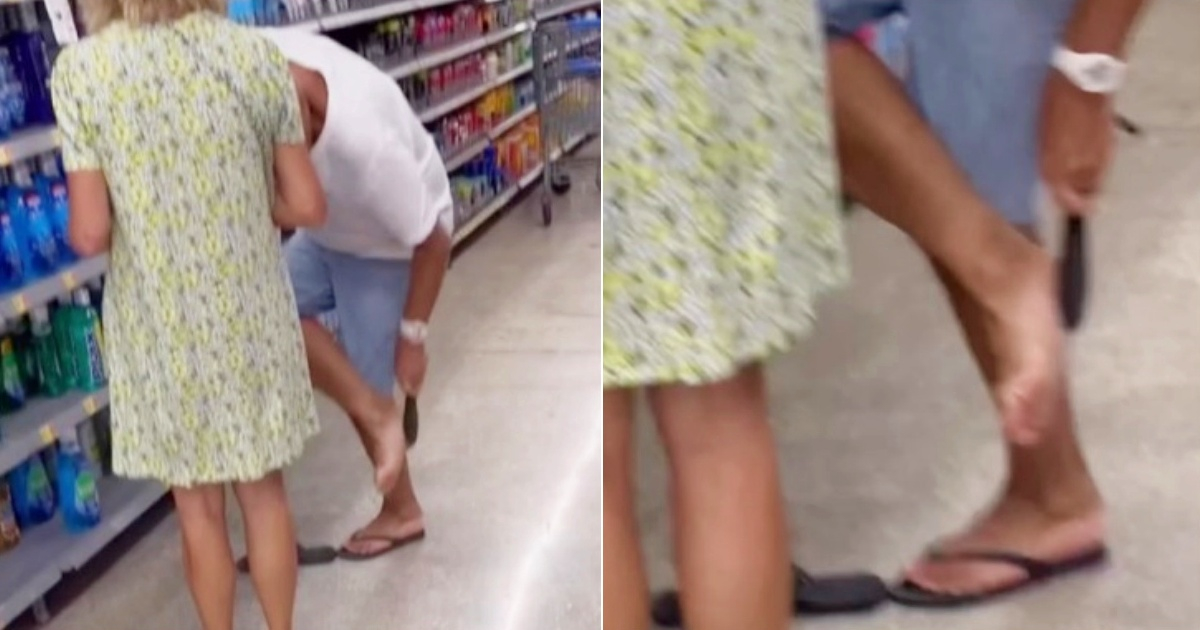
[633,3,1200,630]
[28,160,601,630]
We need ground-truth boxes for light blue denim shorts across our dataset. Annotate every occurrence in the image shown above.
[821,0,1080,226]
[286,232,411,397]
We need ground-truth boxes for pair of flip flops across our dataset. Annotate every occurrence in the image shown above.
[651,547,1108,623]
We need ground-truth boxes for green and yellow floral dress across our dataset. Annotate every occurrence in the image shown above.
[51,13,319,486]
[602,0,849,387]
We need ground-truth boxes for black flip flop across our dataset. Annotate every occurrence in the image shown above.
[404,395,419,447]
[650,564,887,626]
[338,530,426,562]
[889,545,1109,608]
[1059,216,1089,331]
[236,543,339,573]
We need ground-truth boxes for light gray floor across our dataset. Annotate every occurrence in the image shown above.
[636,3,1200,629]
[32,160,601,630]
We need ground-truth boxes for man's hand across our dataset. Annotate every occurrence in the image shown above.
[396,339,428,396]
[1039,71,1115,217]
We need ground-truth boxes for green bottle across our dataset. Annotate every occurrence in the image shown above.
[29,306,65,396]
[0,321,26,413]
[51,301,78,390]
[68,289,106,392]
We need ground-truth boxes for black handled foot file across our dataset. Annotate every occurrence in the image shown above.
[1059,216,1088,330]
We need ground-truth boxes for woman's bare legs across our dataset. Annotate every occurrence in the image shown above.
[173,484,236,630]
[827,38,1104,594]
[651,365,791,630]
[603,389,650,630]
[233,472,299,630]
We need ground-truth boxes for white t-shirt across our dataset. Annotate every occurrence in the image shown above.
[258,29,454,259]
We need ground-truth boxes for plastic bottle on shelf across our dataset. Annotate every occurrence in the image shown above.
[57,434,101,534]
[9,452,55,528]
[4,5,55,125]
[35,155,75,264]
[30,305,65,396]
[0,319,26,412]
[67,288,106,392]
[51,300,79,390]
[76,419,103,478]
[10,162,60,277]
[0,480,20,553]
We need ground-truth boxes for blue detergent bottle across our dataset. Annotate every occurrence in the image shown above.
[0,171,24,290]
[4,6,54,125]
[57,436,101,533]
[11,162,59,276]
[9,453,55,528]
[35,155,74,263]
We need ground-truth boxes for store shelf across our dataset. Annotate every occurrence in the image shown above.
[319,0,463,31]
[0,390,109,477]
[418,62,534,124]
[387,20,530,80]
[0,255,109,320]
[0,477,166,628]
[453,163,544,246]
[0,126,59,167]
[441,103,537,172]
[533,0,598,20]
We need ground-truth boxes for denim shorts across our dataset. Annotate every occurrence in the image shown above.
[821,0,1080,226]
[286,232,411,397]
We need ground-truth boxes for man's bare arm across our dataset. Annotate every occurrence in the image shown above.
[1063,0,1152,57]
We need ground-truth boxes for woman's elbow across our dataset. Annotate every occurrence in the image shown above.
[68,227,109,257]
[294,196,327,228]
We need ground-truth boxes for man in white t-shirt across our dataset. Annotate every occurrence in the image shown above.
[259,28,452,560]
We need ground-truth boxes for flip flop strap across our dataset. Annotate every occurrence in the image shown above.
[925,550,1054,579]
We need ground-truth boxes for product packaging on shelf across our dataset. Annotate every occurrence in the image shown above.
[57,434,101,534]
[3,5,55,127]
[9,450,54,528]
[0,320,26,413]
[0,479,20,553]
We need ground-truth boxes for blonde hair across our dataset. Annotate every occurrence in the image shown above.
[81,0,226,33]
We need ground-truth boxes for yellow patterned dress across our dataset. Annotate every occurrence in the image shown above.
[50,12,319,487]
[602,0,849,387]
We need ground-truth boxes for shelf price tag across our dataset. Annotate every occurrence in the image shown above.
[82,396,98,415]
[10,294,26,314]
[44,0,80,45]
[62,271,77,290]
[39,424,56,445]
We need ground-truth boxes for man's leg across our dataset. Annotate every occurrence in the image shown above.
[286,233,408,496]
[321,251,425,556]
[828,0,1104,595]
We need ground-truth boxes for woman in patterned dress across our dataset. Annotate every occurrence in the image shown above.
[51,0,325,627]
[602,1,845,628]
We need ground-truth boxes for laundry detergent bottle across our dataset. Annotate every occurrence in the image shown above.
[57,436,101,533]
[10,162,59,276]
[68,289,106,391]
[29,305,65,395]
[35,155,73,263]
[9,453,55,528]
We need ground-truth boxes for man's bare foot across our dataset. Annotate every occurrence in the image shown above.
[341,508,426,558]
[357,404,407,494]
[902,493,1106,597]
[973,242,1067,446]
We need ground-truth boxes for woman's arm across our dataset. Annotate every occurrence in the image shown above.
[65,170,113,256]
[265,51,326,229]
[272,143,326,228]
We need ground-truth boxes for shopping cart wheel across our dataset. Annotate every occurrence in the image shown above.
[551,171,572,195]
[542,198,553,226]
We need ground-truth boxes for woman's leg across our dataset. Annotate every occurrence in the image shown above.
[604,389,651,630]
[233,471,298,630]
[650,365,791,630]
[173,484,236,630]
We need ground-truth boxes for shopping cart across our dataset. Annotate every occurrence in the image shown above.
[532,16,600,226]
